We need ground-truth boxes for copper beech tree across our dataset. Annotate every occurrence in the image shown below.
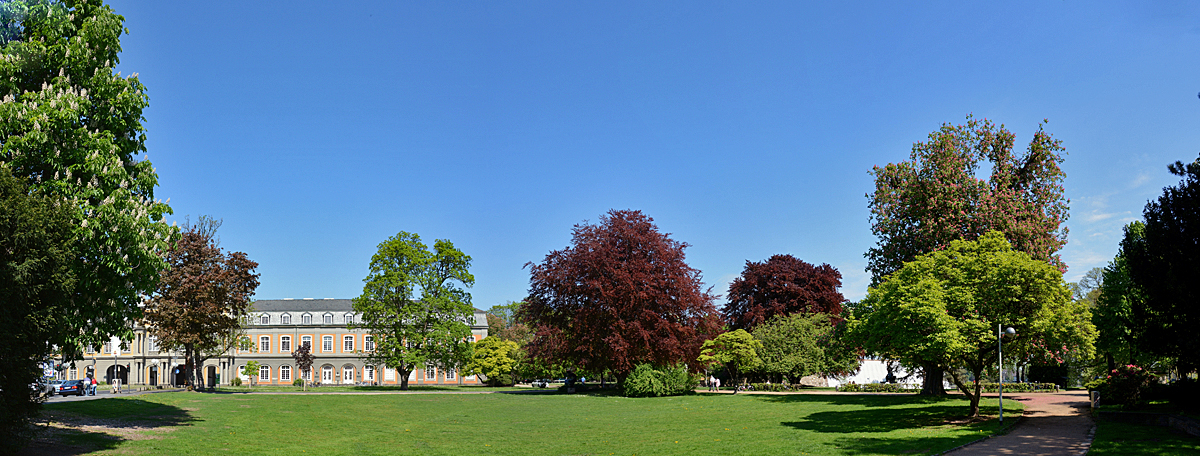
[723,254,845,331]
[144,216,260,390]
[523,210,721,384]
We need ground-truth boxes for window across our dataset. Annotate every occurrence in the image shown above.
[323,314,333,325]
[343,335,354,352]
[385,367,395,381]
[302,368,311,381]
[364,335,375,352]
[69,367,77,380]
[280,336,291,352]
[260,314,270,325]
[301,335,312,349]
[302,313,312,325]
[425,365,436,381]
[281,314,291,325]
[365,365,375,381]
[322,366,333,383]
[85,345,94,354]
[103,341,112,353]
[259,365,270,382]
[259,336,270,353]
[343,366,356,383]
[322,336,333,352]
[344,313,354,324]
[445,368,456,381]
[280,365,292,381]
[148,336,159,352]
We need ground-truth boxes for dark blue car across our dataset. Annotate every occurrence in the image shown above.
[57,380,87,397]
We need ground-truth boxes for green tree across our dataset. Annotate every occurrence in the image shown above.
[1092,223,1159,374]
[865,116,1069,394]
[352,231,475,390]
[0,167,77,450]
[851,232,1094,417]
[465,336,520,386]
[752,313,858,383]
[1,0,175,359]
[697,329,762,394]
[241,361,260,389]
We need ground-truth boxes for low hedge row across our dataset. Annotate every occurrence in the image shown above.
[976,382,1059,393]
[836,383,920,393]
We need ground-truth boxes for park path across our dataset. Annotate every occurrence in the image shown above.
[946,391,1093,456]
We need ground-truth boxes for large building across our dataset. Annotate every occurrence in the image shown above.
[63,298,489,388]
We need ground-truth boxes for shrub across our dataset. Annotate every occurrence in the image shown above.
[976,382,1058,393]
[622,364,694,397]
[293,378,304,387]
[749,383,803,392]
[231,377,242,387]
[836,383,920,393]
[1091,364,1155,408]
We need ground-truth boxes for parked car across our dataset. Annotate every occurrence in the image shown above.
[531,379,549,388]
[47,380,64,397]
[57,380,87,397]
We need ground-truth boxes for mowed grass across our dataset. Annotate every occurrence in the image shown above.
[43,391,1021,455]
[1089,419,1200,455]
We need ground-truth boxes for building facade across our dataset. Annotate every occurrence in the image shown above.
[61,298,489,388]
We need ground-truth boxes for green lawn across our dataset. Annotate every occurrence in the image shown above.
[41,391,1021,455]
[1089,419,1200,455]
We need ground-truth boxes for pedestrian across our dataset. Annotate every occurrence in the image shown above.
[88,376,98,396]
[714,377,721,392]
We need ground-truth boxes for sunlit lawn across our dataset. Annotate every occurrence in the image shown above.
[42,391,1022,455]
[1089,418,1200,456]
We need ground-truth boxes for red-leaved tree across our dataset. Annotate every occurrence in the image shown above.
[723,255,845,331]
[523,209,721,384]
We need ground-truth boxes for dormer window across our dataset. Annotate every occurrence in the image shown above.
[344,313,354,324]
[260,314,270,325]
[281,313,291,325]
[302,313,312,325]
[323,313,333,325]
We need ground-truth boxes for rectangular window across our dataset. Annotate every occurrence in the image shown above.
[302,368,311,381]
[282,314,291,325]
[445,369,455,381]
[364,335,375,352]
[425,366,436,381]
[69,367,77,380]
[260,314,269,325]
[301,335,312,349]
[281,336,291,352]
[103,341,112,353]
[280,365,291,381]
[85,345,95,354]
[302,314,312,325]
[343,335,354,352]
[322,336,333,352]
[365,366,375,381]
[323,314,333,325]
[259,336,270,353]
[345,314,354,324]
[384,368,395,381]
[259,365,270,382]
[148,336,159,352]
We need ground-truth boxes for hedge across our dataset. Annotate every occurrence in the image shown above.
[836,383,920,393]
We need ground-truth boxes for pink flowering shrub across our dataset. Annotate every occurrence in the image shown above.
[1091,364,1156,408]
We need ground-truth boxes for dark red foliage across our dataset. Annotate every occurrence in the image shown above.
[523,210,721,379]
[723,255,845,330]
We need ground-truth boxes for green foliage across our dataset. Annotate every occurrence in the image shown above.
[836,383,920,393]
[850,232,1096,416]
[230,377,241,387]
[465,336,520,386]
[752,313,858,381]
[292,378,304,387]
[352,231,475,389]
[240,361,259,388]
[1092,223,1161,373]
[698,329,762,389]
[620,364,693,397]
[1091,364,1156,409]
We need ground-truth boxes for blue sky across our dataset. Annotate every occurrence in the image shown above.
[108,0,1200,308]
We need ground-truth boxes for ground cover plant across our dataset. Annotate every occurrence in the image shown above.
[1088,419,1200,455]
[36,391,1022,455]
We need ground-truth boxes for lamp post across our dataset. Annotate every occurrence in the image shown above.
[998,325,1016,423]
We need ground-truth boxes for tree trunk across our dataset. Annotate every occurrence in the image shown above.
[920,363,946,395]
[947,369,982,418]
[184,344,196,391]
[400,368,411,390]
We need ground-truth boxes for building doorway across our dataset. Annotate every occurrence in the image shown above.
[149,366,158,386]
[105,365,129,384]
[207,366,218,387]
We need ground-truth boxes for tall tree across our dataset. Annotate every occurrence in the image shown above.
[851,232,1094,417]
[144,216,260,391]
[291,343,314,390]
[865,116,1069,394]
[464,336,520,386]
[697,329,762,393]
[1123,154,1200,375]
[1,0,175,359]
[724,254,845,331]
[752,313,859,383]
[0,167,77,451]
[351,231,475,390]
[523,209,721,384]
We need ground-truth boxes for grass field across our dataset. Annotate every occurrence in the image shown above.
[1088,419,1200,455]
[38,391,1021,455]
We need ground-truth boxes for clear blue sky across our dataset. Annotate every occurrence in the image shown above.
[107,0,1200,308]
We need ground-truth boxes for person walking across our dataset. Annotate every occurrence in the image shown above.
[88,375,98,396]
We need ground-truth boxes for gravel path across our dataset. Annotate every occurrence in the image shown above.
[947,391,1094,456]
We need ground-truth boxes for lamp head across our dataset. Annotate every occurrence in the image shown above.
[1004,327,1016,336]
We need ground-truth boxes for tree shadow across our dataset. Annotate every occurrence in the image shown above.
[21,398,195,455]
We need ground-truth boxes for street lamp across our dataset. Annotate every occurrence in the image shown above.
[998,325,1016,423]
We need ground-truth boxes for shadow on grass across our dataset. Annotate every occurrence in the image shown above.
[23,398,195,455]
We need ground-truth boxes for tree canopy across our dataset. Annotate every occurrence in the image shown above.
[352,231,476,390]
[0,0,175,356]
[465,336,520,386]
[144,216,260,391]
[697,329,762,393]
[1122,154,1200,375]
[723,254,845,331]
[523,209,721,383]
[751,313,858,382]
[851,232,1094,417]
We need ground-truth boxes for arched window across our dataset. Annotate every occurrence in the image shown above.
[281,313,291,325]
[259,336,270,353]
[301,335,312,349]
[364,335,375,352]
[322,335,333,352]
[280,365,292,381]
[343,366,356,383]
[280,336,292,352]
[322,366,333,383]
[365,365,375,382]
[323,313,333,325]
[302,313,312,325]
[343,335,354,352]
[260,314,269,325]
[259,365,270,382]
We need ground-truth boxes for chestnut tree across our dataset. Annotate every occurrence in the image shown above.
[723,254,845,331]
[523,209,721,384]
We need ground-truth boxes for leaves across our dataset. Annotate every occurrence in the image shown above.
[724,254,846,331]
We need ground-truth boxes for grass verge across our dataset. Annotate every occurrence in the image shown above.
[1089,418,1200,455]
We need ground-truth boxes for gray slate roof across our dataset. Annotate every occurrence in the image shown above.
[253,298,353,312]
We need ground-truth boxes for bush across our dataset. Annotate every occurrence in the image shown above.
[836,383,919,393]
[1090,365,1155,408]
[748,383,803,392]
[622,364,694,397]
[231,377,242,387]
[976,382,1059,393]
[292,378,304,387]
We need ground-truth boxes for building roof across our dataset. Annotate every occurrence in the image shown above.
[252,298,353,312]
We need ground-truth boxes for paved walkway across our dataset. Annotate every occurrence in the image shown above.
[947,391,1094,456]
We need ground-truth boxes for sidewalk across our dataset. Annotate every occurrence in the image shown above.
[947,391,1094,456]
